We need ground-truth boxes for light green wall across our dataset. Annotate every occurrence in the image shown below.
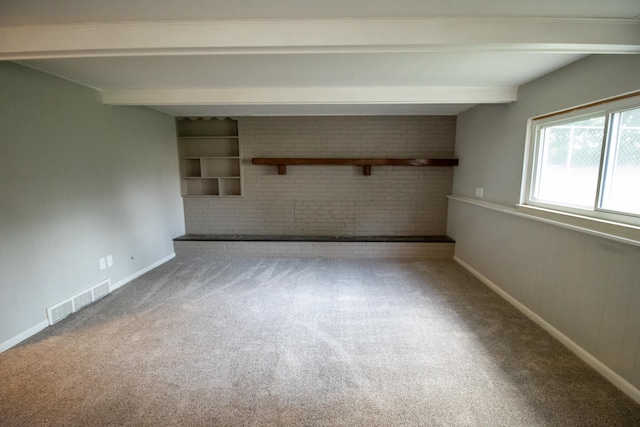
[0,62,184,346]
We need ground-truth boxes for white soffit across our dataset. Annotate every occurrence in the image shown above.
[21,53,584,89]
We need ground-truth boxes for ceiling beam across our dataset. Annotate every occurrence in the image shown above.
[102,87,518,106]
[1,18,639,60]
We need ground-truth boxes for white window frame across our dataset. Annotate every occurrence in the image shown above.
[520,92,640,228]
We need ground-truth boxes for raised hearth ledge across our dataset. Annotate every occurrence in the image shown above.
[173,235,455,259]
[174,234,454,243]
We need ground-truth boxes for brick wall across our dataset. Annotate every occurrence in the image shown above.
[183,116,456,236]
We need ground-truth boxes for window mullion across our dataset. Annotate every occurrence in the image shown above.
[594,113,613,212]
[530,126,544,202]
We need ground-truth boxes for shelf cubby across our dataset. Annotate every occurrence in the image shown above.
[181,159,202,178]
[179,138,240,158]
[176,117,242,197]
[177,118,238,137]
[184,179,219,196]
[220,178,242,196]
[203,158,241,178]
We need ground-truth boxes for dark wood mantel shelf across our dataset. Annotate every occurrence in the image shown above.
[251,158,459,175]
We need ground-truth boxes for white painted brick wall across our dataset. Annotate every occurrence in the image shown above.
[174,241,455,259]
[184,116,456,235]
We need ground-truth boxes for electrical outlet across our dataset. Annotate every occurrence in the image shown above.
[106,255,113,267]
[99,258,107,270]
[475,187,484,198]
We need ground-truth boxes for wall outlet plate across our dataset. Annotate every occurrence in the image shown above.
[106,255,113,267]
[475,187,484,198]
[99,258,107,270]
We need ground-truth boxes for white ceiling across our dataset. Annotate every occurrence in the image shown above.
[2,0,640,23]
[1,0,639,116]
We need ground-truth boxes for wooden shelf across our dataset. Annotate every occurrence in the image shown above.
[251,157,459,175]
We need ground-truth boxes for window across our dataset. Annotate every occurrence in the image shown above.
[522,93,640,225]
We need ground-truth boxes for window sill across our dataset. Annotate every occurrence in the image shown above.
[447,195,640,248]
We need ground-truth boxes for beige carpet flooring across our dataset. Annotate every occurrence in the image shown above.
[1,257,640,426]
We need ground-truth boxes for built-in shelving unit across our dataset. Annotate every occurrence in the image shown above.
[252,157,458,175]
[177,117,242,197]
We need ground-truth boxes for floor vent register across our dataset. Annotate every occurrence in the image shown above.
[46,279,111,325]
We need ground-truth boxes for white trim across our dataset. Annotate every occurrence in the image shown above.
[0,320,48,353]
[110,252,175,291]
[447,195,640,247]
[0,252,176,353]
[453,255,640,405]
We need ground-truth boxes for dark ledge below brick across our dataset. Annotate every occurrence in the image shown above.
[174,234,455,243]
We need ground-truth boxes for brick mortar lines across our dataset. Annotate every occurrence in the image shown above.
[184,116,456,236]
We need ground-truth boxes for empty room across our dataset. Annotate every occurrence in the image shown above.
[2,1,640,425]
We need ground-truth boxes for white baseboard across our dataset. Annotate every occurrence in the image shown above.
[454,255,640,405]
[110,252,175,291]
[0,320,48,353]
[0,252,176,353]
